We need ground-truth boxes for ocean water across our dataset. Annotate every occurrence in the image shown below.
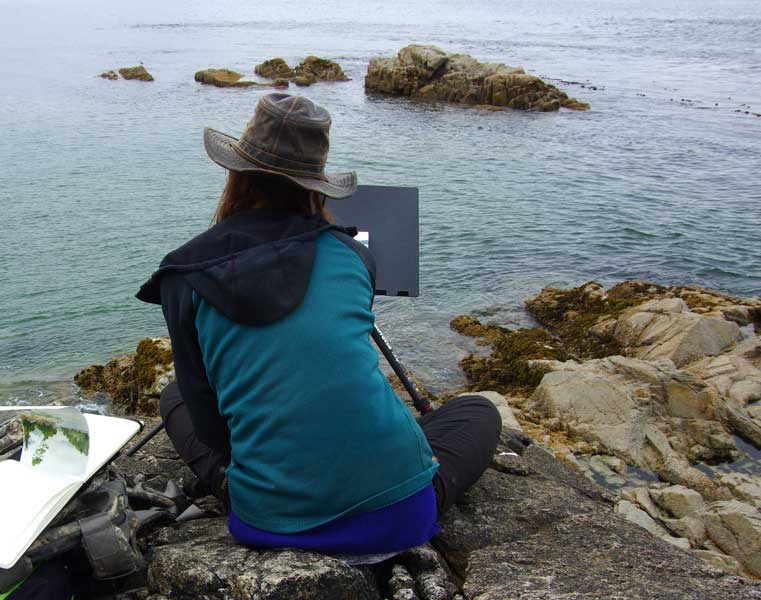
[1,0,760,403]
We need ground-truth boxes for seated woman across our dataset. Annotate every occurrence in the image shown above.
[137,93,501,562]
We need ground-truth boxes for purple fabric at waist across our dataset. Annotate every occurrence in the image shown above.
[228,484,440,555]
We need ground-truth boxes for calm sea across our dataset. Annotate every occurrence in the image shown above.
[1,0,760,404]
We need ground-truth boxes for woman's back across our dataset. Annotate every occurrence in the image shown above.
[188,215,437,532]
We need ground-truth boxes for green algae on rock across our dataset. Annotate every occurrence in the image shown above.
[365,44,589,111]
[118,65,154,81]
[451,317,565,393]
[74,337,173,416]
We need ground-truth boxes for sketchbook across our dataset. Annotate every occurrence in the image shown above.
[0,406,141,570]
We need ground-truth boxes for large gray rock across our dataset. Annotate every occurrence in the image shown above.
[146,519,380,600]
[705,500,761,577]
[649,485,706,519]
[527,355,737,500]
[715,473,761,506]
[614,300,742,367]
[686,338,761,407]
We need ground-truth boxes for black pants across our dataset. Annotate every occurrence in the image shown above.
[160,382,501,518]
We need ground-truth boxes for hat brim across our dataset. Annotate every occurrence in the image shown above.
[204,128,357,199]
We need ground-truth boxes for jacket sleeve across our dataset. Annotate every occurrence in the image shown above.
[160,272,231,455]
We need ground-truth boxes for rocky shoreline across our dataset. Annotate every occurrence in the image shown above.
[72,279,761,597]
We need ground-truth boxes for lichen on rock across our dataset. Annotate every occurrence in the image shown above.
[118,65,154,81]
[365,44,589,111]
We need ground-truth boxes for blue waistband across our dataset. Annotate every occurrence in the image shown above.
[228,483,439,555]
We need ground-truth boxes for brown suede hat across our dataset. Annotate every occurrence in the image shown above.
[204,93,357,199]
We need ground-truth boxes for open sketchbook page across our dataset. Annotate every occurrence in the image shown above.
[0,408,140,569]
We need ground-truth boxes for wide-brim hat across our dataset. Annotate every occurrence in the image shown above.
[204,93,357,199]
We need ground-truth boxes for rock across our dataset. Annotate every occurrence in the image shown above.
[75,337,173,416]
[194,69,263,88]
[449,315,508,346]
[119,66,154,81]
[662,515,707,547]
[693,549,744,576]
[451,316,565,393]
[254,58,294,79]
[388,564,418,600]
[525,281,645,359]
[613,301,741,367]
[146,519,381,599]
[704,500,761,577]
[254,56,349,84]
[622,486,670,522]
[460,390,521,431]
[527,355,735,500]
[716,473,761,506]
[112,412,761,599]
[615,500,672,538]
[525,280,759,362]
[293,76,314,87]
[649,485,706,518]
[365,44,588,111]
[686,338,761,407]
[99,70,118,80]
[600,455,627,475]
[296,55,349,81]
[662,535,693,551]
[448,471,759,599]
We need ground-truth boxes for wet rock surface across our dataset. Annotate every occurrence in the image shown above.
[365,44,589,112]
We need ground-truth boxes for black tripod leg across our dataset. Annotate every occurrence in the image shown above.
[123,421,164,457]
[372,325,432,415]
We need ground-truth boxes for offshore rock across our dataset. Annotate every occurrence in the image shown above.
[365,44,589,111]
[119,65,154,81]
[74,337,173,416]
[194,68,265,88]
[99,70,118,80]
[254,56,349,86]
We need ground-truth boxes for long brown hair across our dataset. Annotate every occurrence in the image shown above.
[212,171,334,225]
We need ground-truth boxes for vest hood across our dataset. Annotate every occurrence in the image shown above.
[136,210,352,326]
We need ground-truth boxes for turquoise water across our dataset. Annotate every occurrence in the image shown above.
[1,0,760,402]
